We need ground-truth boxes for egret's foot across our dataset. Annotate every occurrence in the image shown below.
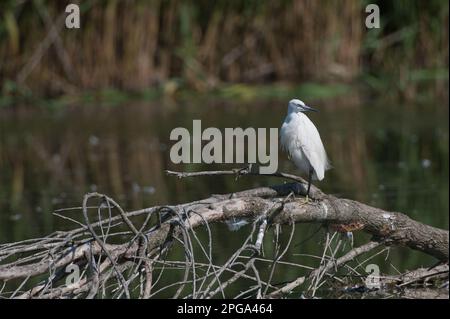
[305,194,310,203]
[296,194,310,205]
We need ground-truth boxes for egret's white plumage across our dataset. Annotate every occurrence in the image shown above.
[280,99,330,194]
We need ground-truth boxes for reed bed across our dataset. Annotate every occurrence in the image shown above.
[0,0,448,98]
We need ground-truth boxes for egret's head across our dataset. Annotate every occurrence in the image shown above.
[288,99,318,114]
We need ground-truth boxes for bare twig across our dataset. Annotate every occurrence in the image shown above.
[0,168,447,299]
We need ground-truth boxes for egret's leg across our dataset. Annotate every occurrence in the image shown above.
[305,169,313,201]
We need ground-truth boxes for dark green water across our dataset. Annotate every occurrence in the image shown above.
[0,93,448,297]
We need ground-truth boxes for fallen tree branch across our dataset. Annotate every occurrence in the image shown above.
[0,169,447,298]
[167,168,448,261]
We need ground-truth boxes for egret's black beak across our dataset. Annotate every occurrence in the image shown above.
[304,105,318,112]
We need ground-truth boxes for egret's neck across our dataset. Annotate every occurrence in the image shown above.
[287,104,297,115]
[284,111,309,125]
[286,109,305,118]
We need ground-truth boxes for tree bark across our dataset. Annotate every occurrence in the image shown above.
[0,173,448,298]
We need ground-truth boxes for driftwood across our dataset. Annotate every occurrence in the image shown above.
[0,168,448,299]
[165,168,448,261]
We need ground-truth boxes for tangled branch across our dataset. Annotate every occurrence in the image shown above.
[0,168,447,299]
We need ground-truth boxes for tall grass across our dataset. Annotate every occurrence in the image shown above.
[0,0,448,99]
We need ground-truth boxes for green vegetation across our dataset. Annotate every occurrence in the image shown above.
[0,0,448,105]
[0,1,447,298]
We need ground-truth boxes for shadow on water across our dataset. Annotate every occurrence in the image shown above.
[0,93,448,297]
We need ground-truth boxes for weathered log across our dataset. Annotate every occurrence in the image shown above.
[0,170,447,298]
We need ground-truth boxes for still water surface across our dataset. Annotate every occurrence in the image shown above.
[0,94,448,296]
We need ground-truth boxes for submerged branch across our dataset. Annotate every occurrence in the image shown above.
[0,168,447,298]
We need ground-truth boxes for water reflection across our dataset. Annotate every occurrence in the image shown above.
[0,95,448,282]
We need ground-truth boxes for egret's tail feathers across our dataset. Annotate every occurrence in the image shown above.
[325,158,333,170]
[313,158,331,181]
[313,170,324,181]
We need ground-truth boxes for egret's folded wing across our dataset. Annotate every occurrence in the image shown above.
[296,117,329,180]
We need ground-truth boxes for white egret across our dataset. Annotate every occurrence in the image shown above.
[280,99,330,197]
